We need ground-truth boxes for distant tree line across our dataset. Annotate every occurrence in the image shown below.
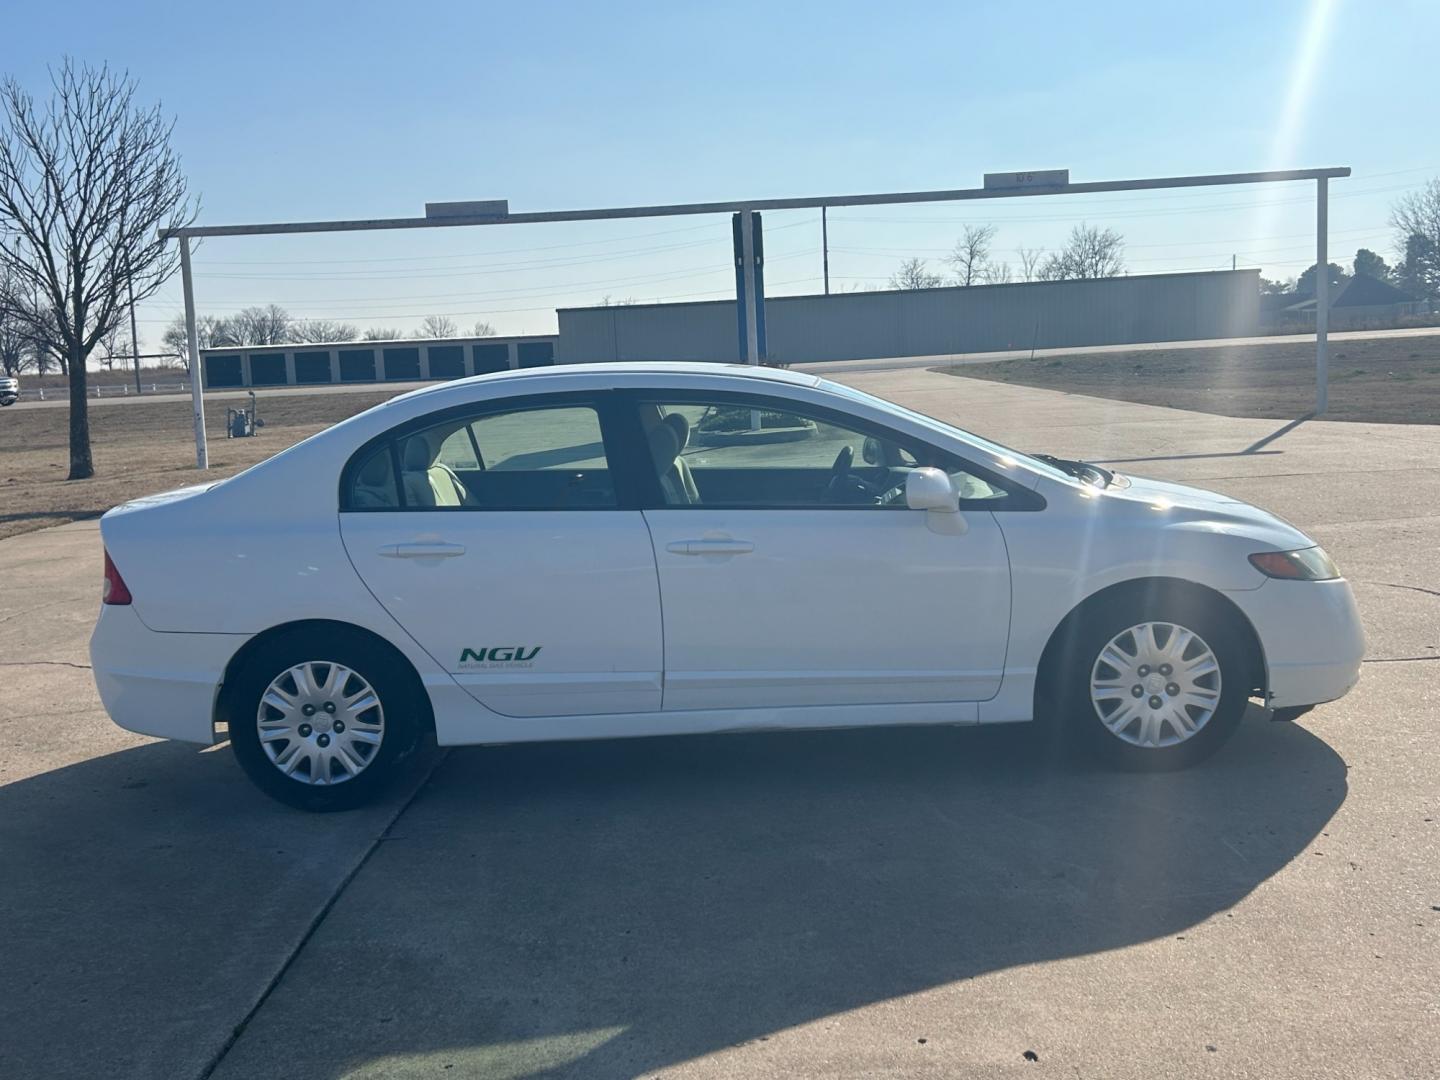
[1260,179,1440,304]
[887,178,1440,305]
[157,307,498,362]
[889,223,1125,290]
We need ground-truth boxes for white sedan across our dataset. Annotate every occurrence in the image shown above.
[91,363,1364,810]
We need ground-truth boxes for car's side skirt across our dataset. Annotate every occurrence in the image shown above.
[429,696,982,746]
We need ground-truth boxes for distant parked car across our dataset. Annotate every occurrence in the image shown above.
[91,363,1364,810]
[0,377,18,406]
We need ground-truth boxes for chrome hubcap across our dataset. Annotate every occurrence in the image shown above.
[257,661,384,785]
[1090,622,1221,748]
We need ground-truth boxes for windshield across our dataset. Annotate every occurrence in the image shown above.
[814,377,1076,483]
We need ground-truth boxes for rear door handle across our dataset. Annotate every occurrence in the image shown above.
[666,539,755,556]
[382,542,467,559]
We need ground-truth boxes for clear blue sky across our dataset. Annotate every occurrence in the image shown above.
[4,0,1436,345]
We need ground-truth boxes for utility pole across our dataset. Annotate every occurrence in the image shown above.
[1232,253,1236,271]
[822,206,830,295]
[180,238,208,469]
[126,256,142,395]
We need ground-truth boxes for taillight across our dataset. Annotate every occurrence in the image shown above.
[102,549,132,605]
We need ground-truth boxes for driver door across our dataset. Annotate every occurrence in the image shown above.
[628,391,1013,711]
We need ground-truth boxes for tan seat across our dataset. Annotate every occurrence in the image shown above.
[647,413,700,505]
[662,414,701,503]
[402,437,471,508]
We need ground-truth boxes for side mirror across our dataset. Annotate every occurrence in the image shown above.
[861,436,883,465]
[905,467,960,513]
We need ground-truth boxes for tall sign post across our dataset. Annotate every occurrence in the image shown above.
[732,210,766,364]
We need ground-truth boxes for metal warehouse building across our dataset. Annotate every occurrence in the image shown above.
[557,269,1260,365]
[200,334,557,389]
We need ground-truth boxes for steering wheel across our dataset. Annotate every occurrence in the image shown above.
[823,446,855,502]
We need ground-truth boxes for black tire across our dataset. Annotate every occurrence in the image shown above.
[1049,596,1252,771]
[225,628,429,811]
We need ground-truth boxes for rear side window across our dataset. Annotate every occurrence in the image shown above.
[343,402,617,511]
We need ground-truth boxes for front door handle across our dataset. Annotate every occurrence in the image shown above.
[666,539,755,556]
[382,542,467,559]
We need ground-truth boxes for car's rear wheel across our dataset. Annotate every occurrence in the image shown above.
[227,630,426,811]
[1053,600,1251,770]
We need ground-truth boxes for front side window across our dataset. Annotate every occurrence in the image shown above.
[344,402,616,511]
[636,395,1006,509]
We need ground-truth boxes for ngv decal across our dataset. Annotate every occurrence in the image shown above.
[458,646,542,669]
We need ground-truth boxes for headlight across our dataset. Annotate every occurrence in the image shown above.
[1248,546,1339,581]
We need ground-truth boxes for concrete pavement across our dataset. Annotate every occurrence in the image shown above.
[1,368,1437,1079]
[0,519,439,1079]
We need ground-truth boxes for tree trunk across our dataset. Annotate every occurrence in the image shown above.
[67,341,94,480]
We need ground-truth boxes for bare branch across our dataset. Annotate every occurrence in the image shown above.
[944,224,997,287]
[415,314,459,338]
[888,257,945,290]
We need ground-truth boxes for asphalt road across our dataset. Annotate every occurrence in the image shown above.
[9,324,1440,410]
[1,368,1437,1079]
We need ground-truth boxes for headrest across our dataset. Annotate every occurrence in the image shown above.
[403,437,431,472]
[646,421,680,473]
[662,412,690,452]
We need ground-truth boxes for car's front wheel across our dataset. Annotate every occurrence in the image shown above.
[1053,600,1252,770]
[226,630,427,811]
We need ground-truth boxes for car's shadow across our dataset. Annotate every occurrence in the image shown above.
[197,709,1349,1079]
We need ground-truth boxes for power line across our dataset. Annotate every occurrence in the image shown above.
[830,181,1417,226]
[828,223,1391,257]
[135,275,825,325]
[181,249,815,308]
[195,236,738,281]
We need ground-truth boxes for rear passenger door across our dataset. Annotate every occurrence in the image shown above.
[339,392,663,718]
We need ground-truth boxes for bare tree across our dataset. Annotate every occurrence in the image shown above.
[362,326,404,340]
[0,269,29,376]
[292,319,358,344]
[1039,224,1125,280]
[228,304,293,345]
[945,224,996,286]
[416,314,459,338]
[471,320,497,337]
[0,61,195,478]
[1391,178,1440,299]
[984,262,1013,285]
[888,257,946,290]
[97,322,131,371]
[1017,247,1045,282]
[162,313,232,364]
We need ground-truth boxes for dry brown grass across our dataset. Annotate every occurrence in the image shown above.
[0,389,399,541]
[945,335,1440,423]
